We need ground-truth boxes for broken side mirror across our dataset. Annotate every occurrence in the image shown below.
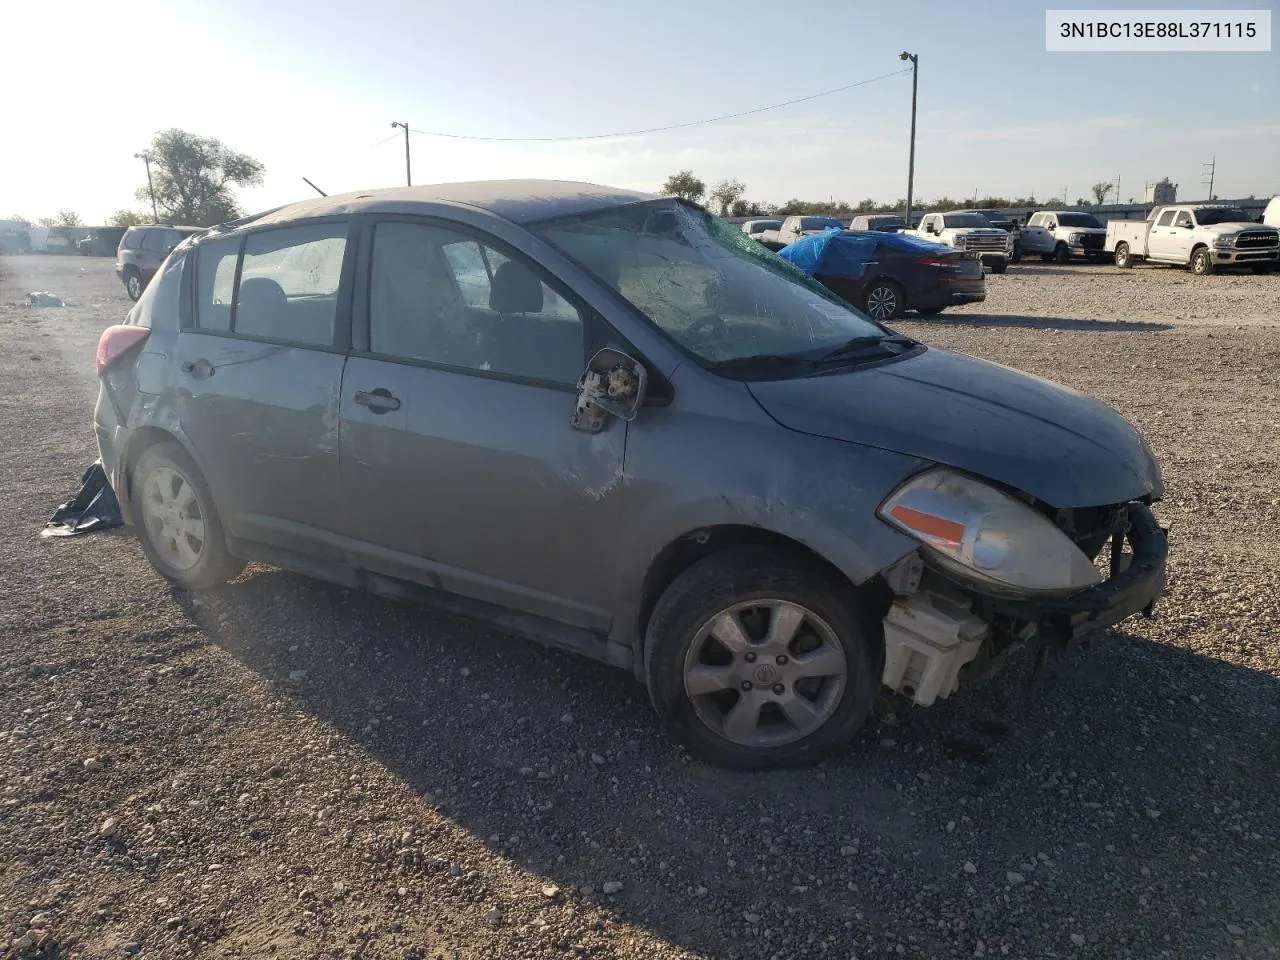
[571,348,648,433]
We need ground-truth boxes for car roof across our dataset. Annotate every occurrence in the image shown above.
[234,180,657,232]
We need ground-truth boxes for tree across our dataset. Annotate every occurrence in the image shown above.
[108,210,148,227]
[661,170,705,203]
[138,129,265,226]
[708,178,746,216]
[36,216,56,227]
[56,210,82,227]
[1090,181,1112,205]
[7,214,30,225]
[730,200,767,217]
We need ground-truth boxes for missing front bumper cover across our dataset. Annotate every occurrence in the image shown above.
[880,502,1168,706]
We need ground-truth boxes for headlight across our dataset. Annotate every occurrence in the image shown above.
[1067,232,1083,244]
[878,468,1102,593]
[1213,235,1235,248]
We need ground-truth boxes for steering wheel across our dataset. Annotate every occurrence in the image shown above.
[685,314,726,344]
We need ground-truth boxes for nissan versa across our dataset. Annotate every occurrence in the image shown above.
[93,181,1168,769]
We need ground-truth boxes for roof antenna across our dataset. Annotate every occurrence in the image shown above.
[302,177,327,197]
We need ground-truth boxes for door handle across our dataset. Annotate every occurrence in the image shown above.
[353,388,401,413]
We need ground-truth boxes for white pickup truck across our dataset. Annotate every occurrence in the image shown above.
[1106,204,1280,275]
[1020,211,1109,263]
[906,212,1013,273]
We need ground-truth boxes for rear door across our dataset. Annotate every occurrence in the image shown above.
[337,216,625,631]
[175,220,353,558]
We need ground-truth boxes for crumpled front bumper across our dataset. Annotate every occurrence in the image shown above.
[1013,502,1167,647]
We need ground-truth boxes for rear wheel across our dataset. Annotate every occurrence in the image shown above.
[644,549,879,770]
[1053,242,1070,264]
[134,442,243,590]
[862,279,905,322]
[1190,246,1212,276]
[124,268,143,301]
[1115,243,1132,268]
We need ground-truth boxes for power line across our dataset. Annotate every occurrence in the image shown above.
[405,68,912,143]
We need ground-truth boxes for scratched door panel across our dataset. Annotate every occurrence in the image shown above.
[339,356,624,632]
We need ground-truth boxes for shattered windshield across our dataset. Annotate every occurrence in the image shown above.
[1057,213,1103,228]
[1194,207,1251,225]
[531,200,883,364]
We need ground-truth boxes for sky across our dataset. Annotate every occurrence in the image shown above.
[2,0,1277,224]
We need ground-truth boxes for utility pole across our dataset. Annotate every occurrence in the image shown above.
[134,152,158,222]
[390,121,411,186]
[899,52,918,224]
[1201,156,1216,200]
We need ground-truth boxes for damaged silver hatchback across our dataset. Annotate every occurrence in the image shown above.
[94,181,1167,769]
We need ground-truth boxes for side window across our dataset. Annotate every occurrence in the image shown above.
[234,223,348,346]
[134,250,186,328]
[1046,219,1057,231]
[1173,211,1192,228]
[194,237,239,332]
[1156,210,1176,227]
[121,229,143,250]
[140,230,166,252]
[369,221,584,384]
[1029,214,1044,227]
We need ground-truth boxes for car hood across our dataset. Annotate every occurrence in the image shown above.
[1201,222,1265,236]
[747,348,1164,508]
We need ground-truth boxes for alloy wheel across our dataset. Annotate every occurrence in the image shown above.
[865,284,898,321]
[126,274,142,300]
[682,600,848,748]
[140,465,207,571]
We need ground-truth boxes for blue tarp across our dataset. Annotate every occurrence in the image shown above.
[777,228,954,280]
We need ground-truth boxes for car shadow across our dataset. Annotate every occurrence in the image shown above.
[169,564,1280,957]
[906,313,1173,332]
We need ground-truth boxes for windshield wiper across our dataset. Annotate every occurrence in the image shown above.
[707,353,820,375]
[815,334,914,363]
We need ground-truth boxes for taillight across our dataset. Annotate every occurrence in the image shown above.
[915,254,965,268]
[96,325,150,376]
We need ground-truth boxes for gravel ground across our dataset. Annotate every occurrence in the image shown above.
[1,255,1277,960]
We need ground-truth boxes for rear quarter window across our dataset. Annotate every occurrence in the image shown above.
[133,250,186,329]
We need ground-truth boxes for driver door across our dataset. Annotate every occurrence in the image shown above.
[337,217,626,632]
[1146,209,1180,260]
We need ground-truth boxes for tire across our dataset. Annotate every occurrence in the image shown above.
[861,279,905,322]
[133,442,244,590]
[1010,243,1022,264]
[1250,264,1270,275]
[1190,246,1212,276]
[989,260,1008,275]
[644,548,880,770]
[124,268,143,301]
[1115,243,1132,268]
[1053,242,1070,264]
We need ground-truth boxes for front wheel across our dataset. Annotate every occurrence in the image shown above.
[989,260,1008,275]
[862,279,905,322]
[134,442,244,590]
[1053,243,1070,264]
[1190,247,1212,276]
[1115,243,1132,268]
[644,550,880,770]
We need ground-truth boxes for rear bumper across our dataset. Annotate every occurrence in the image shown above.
[915,278,986,310]
[93,384,133,523]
